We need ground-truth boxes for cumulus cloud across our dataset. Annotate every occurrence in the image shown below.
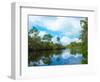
[29,16,84,45]
[75,39,82,43]
[52,36,59,43]
[60,36,79,45]
[43,17,82,33]
[38,31,47,38]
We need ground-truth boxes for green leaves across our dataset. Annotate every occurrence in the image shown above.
[28,26,65,51]
[29,26,39,36]
[43,34,53,42]
[66,18,88,64]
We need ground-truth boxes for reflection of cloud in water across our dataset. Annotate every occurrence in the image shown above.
[30,59,46,66]
[38,59,45,65]
[61,52,71,59]
[51,50,83,65]
[29,49,84,66]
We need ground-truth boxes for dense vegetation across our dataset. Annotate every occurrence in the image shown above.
[28,26,65,51]
[67,18,88,64]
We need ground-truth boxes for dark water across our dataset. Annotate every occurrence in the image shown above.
[28,49,85,66]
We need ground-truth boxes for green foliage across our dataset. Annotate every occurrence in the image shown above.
[28,26,65,51]
[66,18,88,64]
[43,34,53,42]
[28,50,63,66]
[29,26,39,36]
[80,18,88,64]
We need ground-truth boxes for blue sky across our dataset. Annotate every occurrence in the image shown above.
[28,15,85,45]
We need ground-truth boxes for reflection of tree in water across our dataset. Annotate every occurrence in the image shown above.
[69,48,87,64]
[66,18,88,64]
[28,50,63,66]
[70,48,82,55]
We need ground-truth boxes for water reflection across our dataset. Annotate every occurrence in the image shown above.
[28,49,85,66]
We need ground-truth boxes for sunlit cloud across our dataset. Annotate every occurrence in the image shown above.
[29,16,84,45]
[60,36,78,45]
[38,31,47,38]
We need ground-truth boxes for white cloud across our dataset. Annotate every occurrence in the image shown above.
[51,35,80,45]
[29,16,82,34]
[43,17,82,33]
[60,36,79,45]
[38,31,47,38]
[29,30,47,39]
[44,17,65,31]
[52,36,59,43]
[75,39,82,43]
[60,36,71,45]
[29,16,43,30]
[64,31,74,36]
[29,16,41,23]
[29,16,84,45]
[72,38,79,42]
[29,32,35,37]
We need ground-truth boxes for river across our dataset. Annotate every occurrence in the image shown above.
[28,49,85,66]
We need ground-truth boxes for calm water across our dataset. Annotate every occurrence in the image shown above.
[28,49,85,66]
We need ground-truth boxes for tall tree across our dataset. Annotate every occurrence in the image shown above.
[80,18,88,63]
[80,18,88,43]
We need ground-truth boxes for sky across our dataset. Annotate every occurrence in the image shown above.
[28,15,85,45]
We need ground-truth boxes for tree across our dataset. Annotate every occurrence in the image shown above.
[80,18,88,63]
[80,18,88,43]
[80,18,88,50]
[57,36,60,44]
[66,18,88,64]
[28,26,41,50]
[28,26,65,51]
[29,26,39,36]
[43,34,53,42]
